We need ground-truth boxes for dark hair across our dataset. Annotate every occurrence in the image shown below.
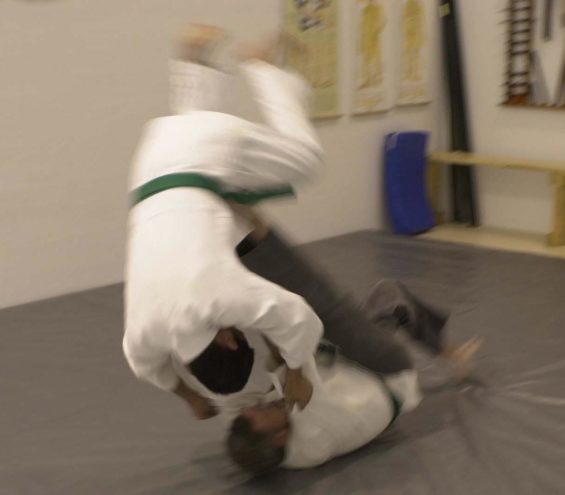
[227,415,285,475]
[188,332,254,395]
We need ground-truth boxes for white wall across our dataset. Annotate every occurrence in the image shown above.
[458,0,565,233]
[0,0,442,308]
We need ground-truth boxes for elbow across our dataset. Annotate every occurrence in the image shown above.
[122,333,178,391]
[289,302,324,367]
[122,335,143,380]
[301,305,323,343]
[311,315,324,350]
[122,333,152,382]
[314,315,324,341]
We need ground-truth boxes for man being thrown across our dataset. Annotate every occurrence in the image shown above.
[123,25,326,415]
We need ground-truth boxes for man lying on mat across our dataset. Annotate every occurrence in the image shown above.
[227,339,422,471]
[184,220,480,472]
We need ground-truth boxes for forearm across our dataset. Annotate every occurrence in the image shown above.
[173,379,200,403]
[173,377,218,420]
[262,335,285,366]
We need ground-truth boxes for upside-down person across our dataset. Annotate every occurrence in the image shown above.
[123,25,327,414]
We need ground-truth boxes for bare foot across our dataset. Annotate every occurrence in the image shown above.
[176,24,228,64]
[442,337,484,381]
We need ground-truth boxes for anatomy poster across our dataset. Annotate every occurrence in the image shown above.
[284,0,340,119]
[397,0,431,106]
[353,0,394,115]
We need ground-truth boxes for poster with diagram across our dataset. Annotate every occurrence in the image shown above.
[397,0,431,106]
[284,0,340,119]
[353,0,394,115]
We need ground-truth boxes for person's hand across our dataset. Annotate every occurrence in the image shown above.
[442,337,484,381]
[284,368,313,410]
[173,379,218,420]
[188,392,219,420]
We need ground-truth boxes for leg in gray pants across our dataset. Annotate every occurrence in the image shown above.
[238,231,447,375]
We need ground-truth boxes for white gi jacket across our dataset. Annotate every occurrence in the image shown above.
[124,60,324,391]
[176,333,284,424]
[184,340,422,469]
[282,358,422,469]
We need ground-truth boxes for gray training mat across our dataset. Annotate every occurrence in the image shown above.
[2,231,565,495]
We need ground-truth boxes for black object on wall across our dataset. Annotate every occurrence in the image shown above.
[439,0,479,226]
[543,0,554,41]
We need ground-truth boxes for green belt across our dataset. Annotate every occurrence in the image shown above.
[378,375,403,428]
[131,172,295,206]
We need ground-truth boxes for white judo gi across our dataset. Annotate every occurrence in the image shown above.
[181,335,421,469]
[124,60,325,391]
[281,357,421,469]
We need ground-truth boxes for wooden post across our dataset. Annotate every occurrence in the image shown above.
[427,160,445,224]
[548,172,565,246]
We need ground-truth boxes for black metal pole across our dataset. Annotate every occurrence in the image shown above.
[543,0,554,41]
[439,0,479,226]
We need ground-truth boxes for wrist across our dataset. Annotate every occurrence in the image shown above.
[249,214,269,242]
[173,380,198,402]
[286,367,302,377]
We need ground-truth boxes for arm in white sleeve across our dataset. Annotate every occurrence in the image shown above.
[215,271,323,370]
[230,60,325,189]
[123,328,180,392]
[241,60,319,146]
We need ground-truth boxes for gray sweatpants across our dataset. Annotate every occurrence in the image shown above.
[238,231,414,374]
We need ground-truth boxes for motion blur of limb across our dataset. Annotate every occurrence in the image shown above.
[237,221,454,374]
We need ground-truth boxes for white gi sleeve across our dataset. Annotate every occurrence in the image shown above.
[232,60,325,189]
[122,328,180,392]
[169,60,233,114]
[282,358,336,468]
[214,271,323,370]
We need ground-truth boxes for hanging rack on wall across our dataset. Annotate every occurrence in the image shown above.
[503,0,535,105]
[502,0,565,109]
